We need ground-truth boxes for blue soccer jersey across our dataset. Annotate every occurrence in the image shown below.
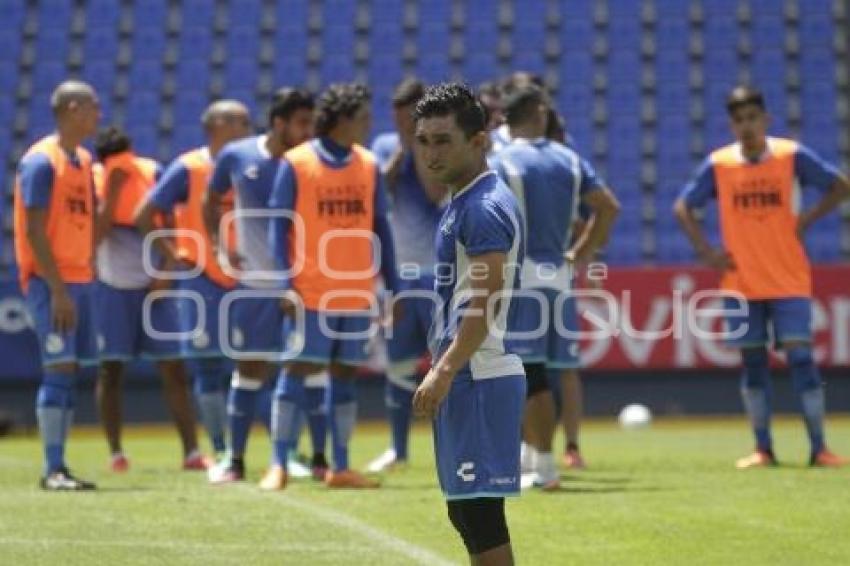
[209,134,284,288]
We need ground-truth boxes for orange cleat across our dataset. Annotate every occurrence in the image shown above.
[325,469,380,489]
[563,448,586,470]
[258,465,288,491]
[810,449,848,468]
[735,450,777,469]
[110,454,129,473]
[183,452,214,471]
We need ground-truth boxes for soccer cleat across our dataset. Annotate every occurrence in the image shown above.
[810,449,848,468]
[258,465,288,491]
[520,443,537,474]
[366,448,408,474]
[735,450,777,469]
[110,454,129,473]
[325,469,380,489]
[563,448,586,470]
[183,452,214,471]
[534,453,561,492]
[207,458,245,484]
[311,453,330,481]
[286,451,312,479]
[40,468,96,491]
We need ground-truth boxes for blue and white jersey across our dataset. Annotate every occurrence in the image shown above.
[491,137,603,289]
[431,170,525,380]
[209,134,283,288]
[371,133,443,273]
[488,124,512,156]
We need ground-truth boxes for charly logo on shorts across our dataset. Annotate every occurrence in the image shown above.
[45,333,65,354]
[244,165,259,180]
[232,328,245,348]
[569,341,579,358]
[192,331,210,349]
[456,462,476,482]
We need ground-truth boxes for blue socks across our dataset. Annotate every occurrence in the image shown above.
[192,358,229,453]
[327,376,357,472]
[385,378,414,460]
[227,371,263,459]
[787,346,826,456]
[271,370,306,468]
[36,371,76,475]
[305,381,328,457]
[740,347,773,452]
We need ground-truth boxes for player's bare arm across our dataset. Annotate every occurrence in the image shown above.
[568,187,620,264]
[25,207,76,333]
[673,197,735,271]
[797,174,850,237]
[133,198,181,288]
[413,250,507,418]
[95,167,128,245]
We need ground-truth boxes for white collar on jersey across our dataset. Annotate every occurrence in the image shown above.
[451,169,496,200]
[734,137,777,164]
[256,134,270,159]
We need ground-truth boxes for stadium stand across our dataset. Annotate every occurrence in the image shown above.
[1,0,849,276]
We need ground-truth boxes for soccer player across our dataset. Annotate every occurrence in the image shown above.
[367,78,447,473]
[412,82,525,565]
[14,80,100,490]
[135,100,252,459]
[202,88,324,483]
[92,126,205,472]
[264,82,399,490]
[674,86,850,468]
[492,84,620,489]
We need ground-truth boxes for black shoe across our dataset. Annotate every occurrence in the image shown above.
[40,467,97,491]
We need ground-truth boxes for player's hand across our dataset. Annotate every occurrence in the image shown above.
[699,247,735,271]
[413,366,454,419]
[279,289,300,318]
[50,286,77,334]
[148,255,179,292]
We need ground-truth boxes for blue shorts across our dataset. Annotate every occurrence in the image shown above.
[386,275,435,382]
[25,277,97,368]
[724,297,812,349]
[284,309,375,366]
[175,273,229,358]
[93,281,181,361]
[223,287,284,361]
[509,288,580,368]
[434,374,526,500]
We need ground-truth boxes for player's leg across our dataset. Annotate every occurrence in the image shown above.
[447,499,514,566]
[95,360,127,470]
[773,298,846,467]
[727,299,775,468]
[324,313,380,488]
[524,363,558,489]
[190,357,229,456]
[304,372,329,479]
[554,291,584,469]
[560,369,584,467]
[155,358,205,469]
[28,278,96,490]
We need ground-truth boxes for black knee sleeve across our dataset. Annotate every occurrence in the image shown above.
[446,498,510,555]
[524,363,549,398]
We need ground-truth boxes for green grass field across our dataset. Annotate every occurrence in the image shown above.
[1,417,849,565]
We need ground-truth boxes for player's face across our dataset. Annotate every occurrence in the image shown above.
[220,112,252,143]
[349,105,372,145]
[393,103,416,142]
[729,104,768,148]
[414,115,486,186]
[279,108,314,148]
[71,96,101,138]
[480,94,504,131]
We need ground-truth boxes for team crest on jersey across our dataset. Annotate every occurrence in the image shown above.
[192,331,210,350]
[45,333,65,354]
[243,165,259,180]
[440,210,456,235]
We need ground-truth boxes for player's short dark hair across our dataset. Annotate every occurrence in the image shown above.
[314,82,371,137]
[268,87,314,126]
[545,107,566,142]
[94,125,132,161]
[503,83,546,127]
[726,86,766,115]
[478,80,501,101]
[500,71,545,97]
[413,82,486,139]
[392,78,425,108]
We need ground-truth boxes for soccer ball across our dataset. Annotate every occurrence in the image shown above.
[618,404,652,430]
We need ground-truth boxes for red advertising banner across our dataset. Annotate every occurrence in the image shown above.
[578,264,850,370]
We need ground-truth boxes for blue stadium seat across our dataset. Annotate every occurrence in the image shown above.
[461,53,499,86]
[320,55,356,86]
[134,0,168,24]
[370,0,404,23]
[83,27,119,62]
[512,50,546,75]
[750,16,786,49]
[416,0,451,22]
[81,60,115,94]
[129,61,164,90]
[273,56,307,85]
[182,0,215,24]
[225,58,259,90]
[35,30,69,61]
[323,25,356,55]
[0,29,21,61]
[227,26,261,58]
[179,27,214,56]
[172,126,204,154]
[0,61,18,92]
[276,0,309,26]
[228,0,263,25]
[416,55,451,84]
[38,1,73,29]
[173,92,208,126]
[176,60,210,87]
[131,28,167,62]
[126,93,161,125]
[33,61,66,92]
[749,49,786,85]
[368,55,403,88]
[126,125,159,158]
[85,0,121,28]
